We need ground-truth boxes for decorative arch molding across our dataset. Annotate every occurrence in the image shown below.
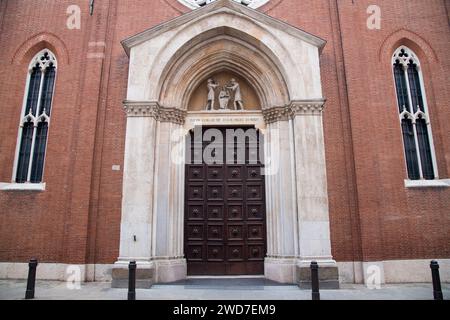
[158,30,290,110]
[11,32,70,65]
[378,28,438,64]
[150,11,303,102]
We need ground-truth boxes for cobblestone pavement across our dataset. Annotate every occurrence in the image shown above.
[0,279,448,300]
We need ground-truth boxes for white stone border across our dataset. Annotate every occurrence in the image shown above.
[404,179,450,188]
[338,259,450,284]
[0,263,115,282]
[2,260,448,284]
[185,110,266,130]
[0,182,46,191]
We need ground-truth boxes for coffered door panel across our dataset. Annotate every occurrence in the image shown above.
[185,127,266,276]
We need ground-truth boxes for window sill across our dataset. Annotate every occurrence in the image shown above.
[0,182,46,191]
[404,179,450,188]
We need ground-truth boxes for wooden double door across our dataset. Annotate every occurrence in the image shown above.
[184,127,267,275]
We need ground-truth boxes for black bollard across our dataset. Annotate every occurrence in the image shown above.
[25,258,38,299]
[128,261,137,300]
[430,260,443,300]
[311,261,320,300]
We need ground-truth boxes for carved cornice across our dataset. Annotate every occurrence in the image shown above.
[123,101,187,124]
[262,106,290,124]
[159,107,187,124]
[262,99,326,123]
[123,101,160,118]
[289,99,326,116]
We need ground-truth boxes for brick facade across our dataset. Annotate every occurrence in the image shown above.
[0,0,449,269]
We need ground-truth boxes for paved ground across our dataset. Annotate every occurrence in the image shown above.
[0,278,449,300]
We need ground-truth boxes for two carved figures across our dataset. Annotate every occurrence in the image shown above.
[206,78,244,111]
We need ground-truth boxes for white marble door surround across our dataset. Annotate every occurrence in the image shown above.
[116,0,337,283]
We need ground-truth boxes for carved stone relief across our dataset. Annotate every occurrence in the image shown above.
[189,72,260,111]
[205,78,245,111]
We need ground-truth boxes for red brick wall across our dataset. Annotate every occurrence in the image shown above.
[0,0,448,266]
[330,0,450,262]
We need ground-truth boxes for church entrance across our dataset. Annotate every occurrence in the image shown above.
[115,0,337,285]
[184,126,267,275]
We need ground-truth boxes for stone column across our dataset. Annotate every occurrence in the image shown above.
[262,108,299,283]
[113,103,187,287]
[290,100,339,289]
[112,102,160,288]
[151,109,187,283]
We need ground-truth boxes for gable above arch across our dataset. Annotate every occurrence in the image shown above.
[177,0,270,10]
[122,0,326,107]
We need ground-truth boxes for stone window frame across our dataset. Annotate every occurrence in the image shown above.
[392,46,440,183]
[11,49,57,187]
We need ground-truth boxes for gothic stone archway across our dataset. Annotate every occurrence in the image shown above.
[113,0,339,288]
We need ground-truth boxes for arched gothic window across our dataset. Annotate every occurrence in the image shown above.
[392,46,437,180]
[13,49,57,183]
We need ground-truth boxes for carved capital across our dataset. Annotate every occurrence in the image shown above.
[262,106,290,124]
[123,101,186,124]
[288,99,326,117]
[262,99,326,123]
[158,107,187,125]
[123,101,160,118]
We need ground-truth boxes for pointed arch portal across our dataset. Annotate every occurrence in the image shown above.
[113,0,338,287]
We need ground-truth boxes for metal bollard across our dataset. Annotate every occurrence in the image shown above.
[25,258,38,300]
[311,261,320,300]
[128,261,137,300]
[430,260,443,300]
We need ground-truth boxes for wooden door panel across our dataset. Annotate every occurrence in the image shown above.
[226,165,244,180]
[246,184,263,201]
[207,205,224,220]
[207,166,224,181]
[246,166,262,180]
[187,224,204,241]
[247,224,264,240]
[186,244,204,261]
[188,165,205,180]
[227,224,245,241]
[207,224,224,241]
[207,184,224,201]
[248,244,265,260]
[247,204,264,220]
[227,184,244,201]
[187,184,204,201]
[185,127,266,276]
[227,204,244,220]
[207,245,225,262]
[227,245,245,262]
[187,204,204,221]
